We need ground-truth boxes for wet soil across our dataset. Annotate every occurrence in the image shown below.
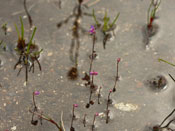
[1,0,175,131]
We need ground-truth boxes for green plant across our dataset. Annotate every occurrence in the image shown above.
[1,23,7,35]
[14,17,43,82]
[147,0,161,28]
[92,9,120,32]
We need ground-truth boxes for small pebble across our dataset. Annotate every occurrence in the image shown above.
[11,126,16,131]
[47,52,53,56]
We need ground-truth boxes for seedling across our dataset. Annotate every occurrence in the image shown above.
[1,23,7,35]
[113,58,121,92]
[92,9,120,49]
[92,112,99,131]
[147,0,161,29]
[70,104,78,131]
[29,91,64,131]
[106,89,112,123]
[92,9,120,33]
[0,40,6,51]
[14,17,43,82]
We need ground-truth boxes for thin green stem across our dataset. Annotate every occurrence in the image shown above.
[20,16,24,40]
[27,27,37,54]
[14,24,20,38]
[109,12,120,28]
[92,9,100,26]
[158,58,175,67]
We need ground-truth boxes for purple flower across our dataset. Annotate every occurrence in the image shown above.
[89,25,96,34]
[34,91,40,95]
[90,71,98,75]
[73,104,78,107]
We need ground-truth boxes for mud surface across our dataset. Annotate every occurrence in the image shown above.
[1,0,175,131]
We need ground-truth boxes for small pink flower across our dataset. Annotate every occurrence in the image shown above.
[73,104,78,107]
[90,71,98,75]
[89,25,96,34]
[117,58,121,63]
[109,89,113,93]
[95,112,99,116]
[34,91,40,95]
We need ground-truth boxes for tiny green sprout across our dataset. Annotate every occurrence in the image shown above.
[92,9,100,27]
[103,11,110,32]
[27,27,37,54]
[92,9,120,33]
[109,12,120,29]
[1,23,7,35]
[0,40,6,51]
[14,23,20,39]
[20,16,24,40]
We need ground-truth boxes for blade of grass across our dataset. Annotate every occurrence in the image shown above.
[27,27,37,54]
[34,49,43,56]
[158,58,175,67]
[147,0,153,24]
[103,11,109,32]
[92,9,100,26]
[20,17,24,39]
[14,24,20,38]
[109,12,120,28]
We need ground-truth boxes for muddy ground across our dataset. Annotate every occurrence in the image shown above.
[1,0,175,131]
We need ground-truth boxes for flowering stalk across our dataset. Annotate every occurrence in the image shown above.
[113,58,121,92]
[31,91,40,125]
[89,25,96,76]
[92,113,99,131]
[106,89,112,123]
[70,104,78,131]
[33,91,39,108]
[30,91,64,131]
[90,71,98,86]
